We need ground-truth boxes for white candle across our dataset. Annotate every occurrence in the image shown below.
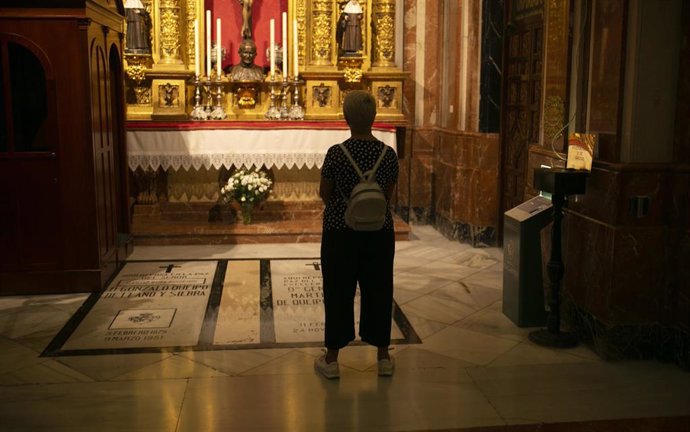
[216,18,222,77]
[270,19,276,77]
[282,12,287,79]
[206,10,211,77]
[293,19,298,78]
[194,19,199,77]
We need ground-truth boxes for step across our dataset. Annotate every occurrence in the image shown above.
[131,206,411,245]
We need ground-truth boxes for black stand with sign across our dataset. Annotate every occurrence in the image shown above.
[528,168,588,348]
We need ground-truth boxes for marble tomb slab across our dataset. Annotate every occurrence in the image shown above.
[269,259,403,344]
[213,260,261,345]
[47,259,417,355]
[61,261,216,350]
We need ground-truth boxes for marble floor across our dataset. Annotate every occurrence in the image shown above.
[0,226,689,432]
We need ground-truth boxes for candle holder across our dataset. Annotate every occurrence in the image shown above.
[288,77,305,120]
[265,74,281,120]
[279,77,290,119]
[190,76,209,120]
[202,77,213,114]
[209,77,227,120]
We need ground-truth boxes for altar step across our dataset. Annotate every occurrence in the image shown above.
[131,201,411,245]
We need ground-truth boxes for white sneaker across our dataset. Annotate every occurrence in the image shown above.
[314,355,340,379]
[378,355,395,376]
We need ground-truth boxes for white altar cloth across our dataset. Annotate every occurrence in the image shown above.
[126,122,398,171]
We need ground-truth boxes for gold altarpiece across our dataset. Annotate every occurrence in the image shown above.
[123,1,406,232]
[124,0,406,121]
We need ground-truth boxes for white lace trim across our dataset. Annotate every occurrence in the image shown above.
[126,128,397,171]
[127,153,327,171]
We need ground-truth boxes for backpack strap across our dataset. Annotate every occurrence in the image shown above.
[364,145,389,181]
[339,143,388,181]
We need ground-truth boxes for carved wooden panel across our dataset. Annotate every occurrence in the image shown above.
[500,9,543,213]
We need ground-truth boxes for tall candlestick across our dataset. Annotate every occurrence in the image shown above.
[216,18,222,77]
[194,19,199,77]
[206,10,211,77]
[282,12,287,79]
[270,19,276,77]
[293,19,298,78]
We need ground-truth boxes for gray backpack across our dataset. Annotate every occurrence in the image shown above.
[339,144,389,231]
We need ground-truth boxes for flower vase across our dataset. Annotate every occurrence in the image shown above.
[240,202,254,225]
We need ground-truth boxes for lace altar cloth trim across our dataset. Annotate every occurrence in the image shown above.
[127,126,398,170]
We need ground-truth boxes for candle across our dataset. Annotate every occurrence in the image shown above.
[270,19,276,77]
[293,19,298,78]
[216,18,222,77]
[282,12,287,79]
[194,19,199,77]
[206,10,211,77]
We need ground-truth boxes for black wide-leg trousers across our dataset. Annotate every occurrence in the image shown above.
[320,228,395,350]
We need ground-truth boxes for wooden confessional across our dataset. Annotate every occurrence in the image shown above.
[0,0,131,294]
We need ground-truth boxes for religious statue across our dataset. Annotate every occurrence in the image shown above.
[336,0,364,56]
[124,0,152,54]
[239,0,254,40]
[229,39,265,82]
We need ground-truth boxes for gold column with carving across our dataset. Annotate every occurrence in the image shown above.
[310,0,334,66]
[294,0,307,70]
[371,0,395,68]
[158,0,184,65]
[185,0,197,72]
[541,0,569,151]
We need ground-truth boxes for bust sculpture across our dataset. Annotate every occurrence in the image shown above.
[229,39,265,82]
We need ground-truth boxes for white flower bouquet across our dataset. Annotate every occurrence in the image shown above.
[220,168,273,205]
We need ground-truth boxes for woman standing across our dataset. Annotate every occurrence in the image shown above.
[315,90,399,379]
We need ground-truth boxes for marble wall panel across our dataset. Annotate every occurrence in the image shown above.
[410,155,433,209]
[430,130,501,229]
[608,227,667,325]
[474,168,500,226]
[433,162,454,219]
[617,171,669,226]
[422,0,442,126]
[566,167,620,226]
[403,0,417,118]
[562,211,615,322]
[455,134,475,169]
[397,156,410,207]
[413,128,436,154]
[450,167,475,223]
[436,131,458,163]
[476,134,500,170]
[567,167,688,229]
[565,207,688,330]
[464,0,482,131]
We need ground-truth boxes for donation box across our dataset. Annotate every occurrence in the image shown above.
[502,196,553,327]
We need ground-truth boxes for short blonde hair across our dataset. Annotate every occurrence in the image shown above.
[343,90,376,132]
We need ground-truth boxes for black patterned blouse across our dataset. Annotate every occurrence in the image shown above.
[321,138,399,232]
